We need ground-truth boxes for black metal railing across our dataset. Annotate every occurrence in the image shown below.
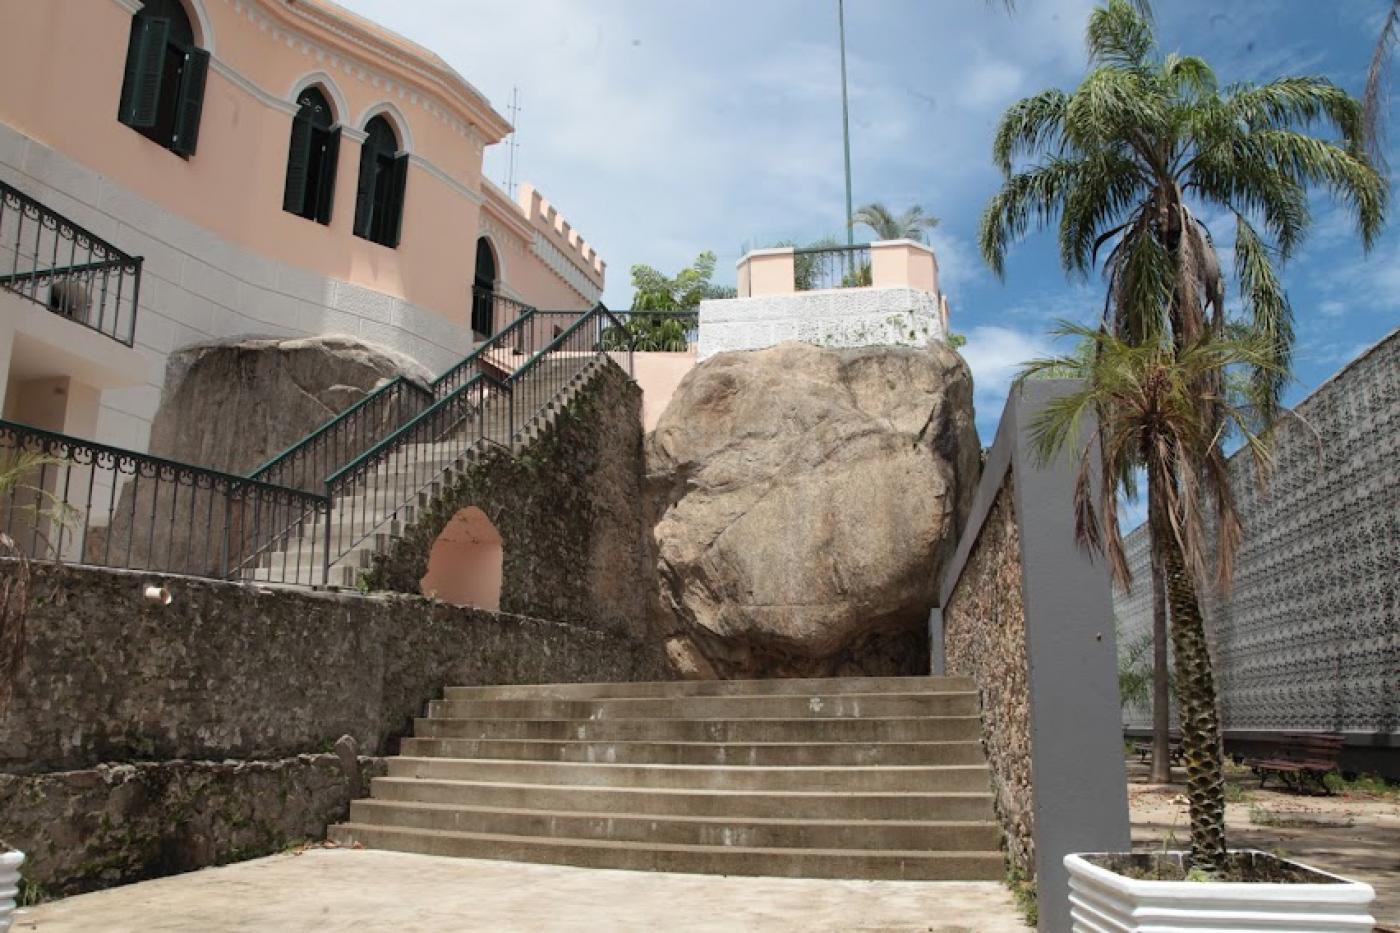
[601,310,699,352]
[0,419,328,585]
[248,376,433,494]
[318,304,630,575]
[793,243,872,292]
[0,180,142,347]
[470,285,534,340]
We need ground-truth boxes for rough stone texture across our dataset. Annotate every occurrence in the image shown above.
[0,752,387,896]
[0,562,670,774]
[697,288,946,361]
[369,361,656,641]
[86,335,434,575]
[646,341,979,678]
[148,335,433,475]
[943,474,1034,877]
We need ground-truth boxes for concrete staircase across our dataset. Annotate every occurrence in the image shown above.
[245,355,611,587]
[330,676,1005,880]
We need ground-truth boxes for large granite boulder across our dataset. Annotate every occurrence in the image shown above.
[89,335,431,575]
[646,341,979,678]
[149,334,432,473]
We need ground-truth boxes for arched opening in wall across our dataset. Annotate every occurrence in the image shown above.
[471,237,498,338]
[420,506,503,611]
[353,115,407,248]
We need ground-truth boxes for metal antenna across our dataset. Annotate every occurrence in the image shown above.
[503,86,522,197]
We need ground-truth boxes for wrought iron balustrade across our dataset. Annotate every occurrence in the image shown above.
[470,285,534,340]
[0,419,328,585]
[0,179,142,347]
[793,243,872,291]
[602,310,699,352]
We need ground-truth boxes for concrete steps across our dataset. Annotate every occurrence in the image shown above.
[330,676,1004,880]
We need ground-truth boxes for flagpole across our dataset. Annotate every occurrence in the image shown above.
[839,0,854,248]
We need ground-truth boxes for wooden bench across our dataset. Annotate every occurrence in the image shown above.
[1244,734,1345,794]
[1132,734,1183,765]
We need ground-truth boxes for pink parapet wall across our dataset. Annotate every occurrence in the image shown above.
[631,351,699,432]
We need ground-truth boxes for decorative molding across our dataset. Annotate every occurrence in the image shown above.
[105,0,143,14]
[209,58,299,116]
[356,101,416,153]
[407,155,483,206]
[532,234,603,305]
[288,71,351,126]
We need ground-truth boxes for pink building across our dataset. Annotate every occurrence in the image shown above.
[0,0,605,451]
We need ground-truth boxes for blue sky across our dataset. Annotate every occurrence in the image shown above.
[339,0,1397,447]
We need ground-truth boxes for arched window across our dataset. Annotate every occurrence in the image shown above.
[118,0,209,157]
[283,87,341,224]
[353,115,408,248]
[471,237,497,337]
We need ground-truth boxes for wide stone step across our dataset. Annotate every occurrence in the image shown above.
[326,823,1004,881]
[369,777,995,821]
[411,716,983,743]
[385,757,989,793]
[347,799,1001,851]
[426,692,979,721]
[441,676,975,700]
[399,737,986,767]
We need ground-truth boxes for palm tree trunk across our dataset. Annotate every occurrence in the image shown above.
[1159,522,1227,872]
[1150,537,1171,784]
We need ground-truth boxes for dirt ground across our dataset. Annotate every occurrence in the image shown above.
[1127,758,1400,927]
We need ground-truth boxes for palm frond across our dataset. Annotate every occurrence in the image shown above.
[1364,0,1400,170]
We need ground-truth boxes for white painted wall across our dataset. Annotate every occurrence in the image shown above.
[697,288,947,362]
[0,122,474,455]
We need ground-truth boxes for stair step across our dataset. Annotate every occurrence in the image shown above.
[368,778,996,820]
[426,692,979,721]
[347,800,1001,851]
[385,757,989,793]
[398,737,986,767]
[411,716,983,743]
[327,823,1004,881]
[442,676,974,700]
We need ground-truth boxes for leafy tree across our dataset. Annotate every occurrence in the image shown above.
[612,252,728,352]
[852,202,940,243]
[1022,325,1278,871]
[984,0,1384,872]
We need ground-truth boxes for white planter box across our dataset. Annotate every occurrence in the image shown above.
[0,850,23,933]
[1065,851,1375,932]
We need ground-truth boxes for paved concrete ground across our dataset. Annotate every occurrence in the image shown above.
[15,849,1029,932]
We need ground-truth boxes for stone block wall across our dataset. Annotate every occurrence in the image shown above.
[369,361,656,641]
[0,561,669,893]
[942,473,1034,875]
[1,563,668,774]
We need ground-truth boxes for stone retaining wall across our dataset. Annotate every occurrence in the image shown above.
[1,562,669,774]
[942,473,1034,875]
[0,748,387,896]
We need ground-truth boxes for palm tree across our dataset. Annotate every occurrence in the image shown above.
[1022,324,1279,871]
[1365,0,1400,169]
[983,0,1385,872]
[852,202,940,243]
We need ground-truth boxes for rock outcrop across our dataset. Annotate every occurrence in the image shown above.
[89,335,430,574]
[148,334,432,473]
[646,341,980,678]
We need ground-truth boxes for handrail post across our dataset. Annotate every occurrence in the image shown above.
[322,497,332,587]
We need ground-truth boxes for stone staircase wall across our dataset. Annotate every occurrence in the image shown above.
[367,359,655,641]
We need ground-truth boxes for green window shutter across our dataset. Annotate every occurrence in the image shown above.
[282,114,314,216]
[118,17,170,128]
[353,143,377,239]
[384,153,409,248]
[171,48,210,157]
[315,128,342,225]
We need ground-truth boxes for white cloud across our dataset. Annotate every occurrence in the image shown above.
[959,325,1058,432]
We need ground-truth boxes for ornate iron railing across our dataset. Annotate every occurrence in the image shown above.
[0,419,329,585]
[601,310,699,352]
[793,243,872,291]
[0,179,142,347]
